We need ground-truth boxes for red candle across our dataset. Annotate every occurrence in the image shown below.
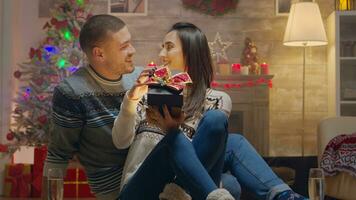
[231,63,241,73]
[147,61,157,67]
[260,62,269,75]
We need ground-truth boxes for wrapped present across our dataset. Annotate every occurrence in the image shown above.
[31,145,47,197]
[3,163,32,197]
[146,67,192,116]
[63,168,94,197]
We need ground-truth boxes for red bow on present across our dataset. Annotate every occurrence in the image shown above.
[29,48,42,61]
[5,164,31,197]
[146,67,192,91]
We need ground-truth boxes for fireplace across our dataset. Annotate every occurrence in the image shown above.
[216,74,273,156]
[228,111,243,134]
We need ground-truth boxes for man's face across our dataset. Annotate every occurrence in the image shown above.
[101,26,136,76]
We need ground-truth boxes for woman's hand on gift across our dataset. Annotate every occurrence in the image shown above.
[127,68,152,100]
[146,105,185,133]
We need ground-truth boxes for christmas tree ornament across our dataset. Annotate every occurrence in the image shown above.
[13,70,22,79]
[42,22,52,30]
[34,78,45,86]
[57,58,67,68]
[37,115,48,125]
[6,132,15,141]
[37,95,47,102]
[14,107,23,114]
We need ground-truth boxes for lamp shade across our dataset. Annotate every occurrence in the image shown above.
[283,2,327,47]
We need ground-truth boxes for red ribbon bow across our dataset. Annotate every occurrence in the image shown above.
[5,164,31,197]
[146,67,192,91]
[29,48,42,61]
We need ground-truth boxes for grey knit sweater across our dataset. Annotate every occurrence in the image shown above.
[44,65,142,198]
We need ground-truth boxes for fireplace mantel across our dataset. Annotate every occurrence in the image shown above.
[215,74,274,156]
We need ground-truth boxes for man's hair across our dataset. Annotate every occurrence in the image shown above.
[79,14,126,55]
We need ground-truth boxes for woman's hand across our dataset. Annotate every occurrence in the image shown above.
[127,68,153,100]
[146,105,185,134]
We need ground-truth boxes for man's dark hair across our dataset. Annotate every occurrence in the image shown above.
[79,14,126,55]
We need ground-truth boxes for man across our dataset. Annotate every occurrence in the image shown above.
[42,14,140,199]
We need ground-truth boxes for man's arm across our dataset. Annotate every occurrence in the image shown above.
[41,87,84,199]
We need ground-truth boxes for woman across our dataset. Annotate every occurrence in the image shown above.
[114,22,308,200]
[112,23,234,199]
[158,22,308,200]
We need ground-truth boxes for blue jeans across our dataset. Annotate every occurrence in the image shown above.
[221,134,291,200]
[119,110,228,200]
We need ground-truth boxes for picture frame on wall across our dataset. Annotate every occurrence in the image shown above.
[275,0,315,16]
[108,0,147,16]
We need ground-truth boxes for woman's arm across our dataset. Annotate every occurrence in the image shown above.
[112,92,140,149]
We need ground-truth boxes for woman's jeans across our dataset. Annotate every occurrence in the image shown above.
[119,110,229,200]
[222,134,291,200]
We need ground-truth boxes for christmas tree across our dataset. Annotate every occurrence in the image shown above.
[241,37,260,75]
[1,0,92,155]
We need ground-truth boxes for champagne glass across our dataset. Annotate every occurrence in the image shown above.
[48,168,64,200]
[308,168,325,200]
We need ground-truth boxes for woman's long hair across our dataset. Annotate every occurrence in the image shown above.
[168,22,214,117]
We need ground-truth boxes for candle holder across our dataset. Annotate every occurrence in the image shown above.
[147,61,157,68]
[241,65,249,75]
[231,63,241,74]
[260,62,269,75]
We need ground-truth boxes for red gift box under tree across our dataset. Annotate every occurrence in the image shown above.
[63,168,94,198]
[3,163,32,197]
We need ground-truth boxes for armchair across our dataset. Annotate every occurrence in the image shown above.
[317,116,356,199]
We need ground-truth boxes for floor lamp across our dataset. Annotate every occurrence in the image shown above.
[283,2,328,156]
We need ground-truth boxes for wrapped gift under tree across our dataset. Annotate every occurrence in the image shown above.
[63,167,94,198]
[31,145,47,197]
[3,163,32,197]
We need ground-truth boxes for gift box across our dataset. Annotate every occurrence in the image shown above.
[3,163,32,197]
[31,145,47,197]
[147,86,183,116]
[146,67,192,116]
[63,168,94,198]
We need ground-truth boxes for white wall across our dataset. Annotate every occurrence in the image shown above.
[0,0,48,195]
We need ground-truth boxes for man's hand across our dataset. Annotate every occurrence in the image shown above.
[146,105,185,133]
[127,68,152,100]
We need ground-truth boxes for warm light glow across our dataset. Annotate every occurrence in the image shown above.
[148,61,157,67]
[57,58,67,68]
[338,0,352,10]
[231,63,241,73]
[63,30,72,41]
[283,2,327,47]
[76,0,84,6]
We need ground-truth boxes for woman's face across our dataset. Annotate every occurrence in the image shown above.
[159,31,185,72]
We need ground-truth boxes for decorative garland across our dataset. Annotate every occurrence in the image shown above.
[211,79,273,89]
[182,0,239,16]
